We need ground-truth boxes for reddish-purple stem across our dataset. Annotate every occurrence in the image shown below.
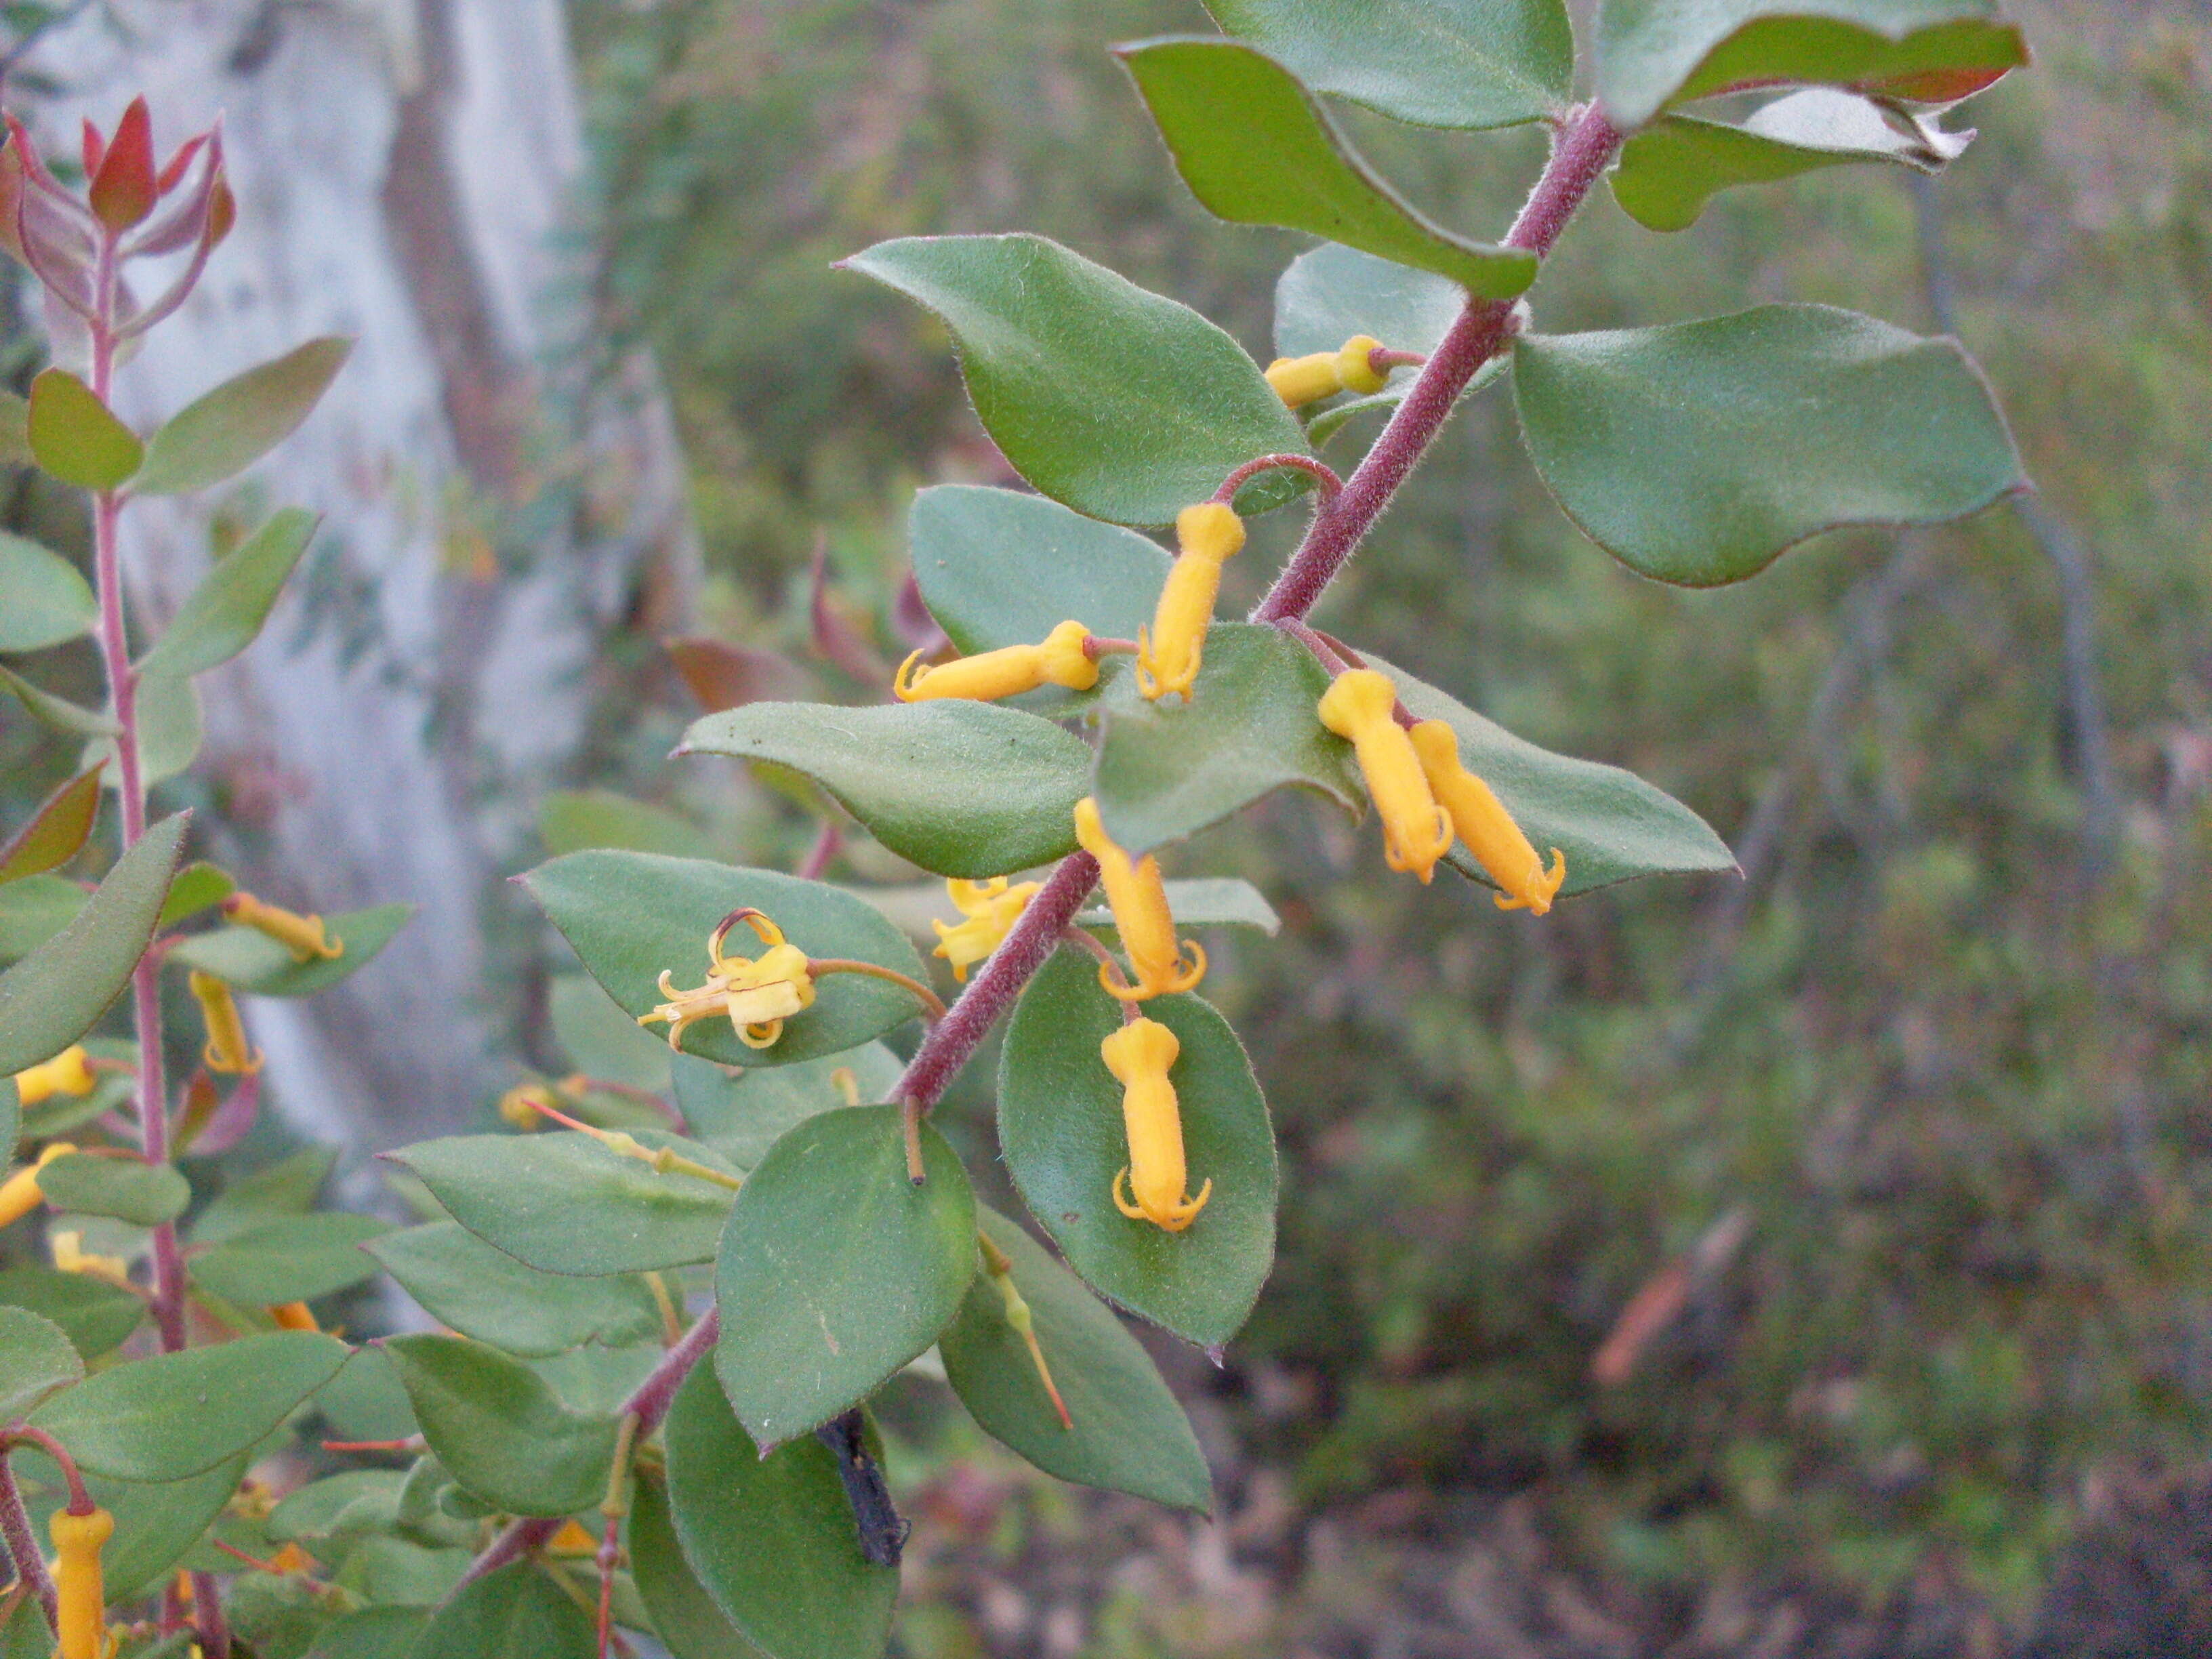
[1251,104,1623,624]
[191,1570,232,1659]
[1214,453,1343,504]
[2,1427,89,1515]
[0,1456,57,1633]
[457,1309,722,1590]
[893,852,1099,1111]
[797,821,842,881]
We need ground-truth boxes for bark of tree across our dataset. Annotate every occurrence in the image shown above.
[18,0,697,1150]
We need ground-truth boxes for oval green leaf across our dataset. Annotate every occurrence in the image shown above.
[83,671,200,787]
[402,1562,594,1659]
[998,949,1277,1349]
[630,1471,769,1659]
[0,1305,82,1418]
[0,665,115,737]
[1205,0,1571,129]
[384,1334,620,1517]
[30,1330,348,1481]
[680,700,1092,880]
[1117,39,1539,299]
[716,1103,977,1446]
[365,1222,662,1357]
[1094,622,1359,855]
[0,1266,144,1359]
[306,1607,431,1659]
[138,508,320,680]
[134,338,353,497]
[386,1131,736,1277]
[942,1206,1213,1513]
[38,1153,190,1226]
[843,233,1306,529]
[27,368,142,491]
[663,1364,898,1659]
[0,811,184,1077]
[0,874,85,964]
[0,763,104,886]
[671,1042,903,1172]
[166,900,412,997]
[12,1448,249,1601]
[521,852,928,1068]
[187,1212,392,1306]
[1512,304,2025,586]
[1595,0,2028,132]
[267,1470,408,1544]
[0,533,95,653]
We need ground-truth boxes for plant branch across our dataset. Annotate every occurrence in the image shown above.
[1252,103,1623,623]
[0,1454,57,1634]
[1214,453,1343,504]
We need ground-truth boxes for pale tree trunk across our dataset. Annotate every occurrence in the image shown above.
[18,0,697,1151]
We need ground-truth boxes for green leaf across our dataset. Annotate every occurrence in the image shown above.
[672,1043,904,1172]
[521,852,928,1069]
[365,1223,662,1357]
[716,1103,977,1446]
[134,339,353,496]
[137,508,319,680]
[0,533,95,652]
[402,1563,594,1659]
[188,1213,393,1306]
[1117,39,1539,299]
[680,701,1092,881]
[0,874,85,962]
[998,949,1277,1349]
[14,1449,249,1601]
[844,234,1306,529]
[386,1131,736,1277]
[1077,876,1281,937]
[167,901,413,996]
[157,861,234,928]
[314,1347,419,1443]
[30,1330,348,1480]
[1513,305,2024,586]
[384,1334,620,1517]
[0,811,183,1076]
[0,390,26,466]
[27,368,142,490]
[1374,655,1739,896]
[0,1305,82,1418]
[1094,623,1359,855]
[81,672,201,786]
[1595,0,2028,132]
[191,1145,335,1244]
[663,1364,898,1659]
[268,1470,407,1544]
[1610,89,1973,232]
[305,1607,431,1659]
[1274,243,1466,363]
[37,1152,190,1225]
[548,972,672,1094]
[539,789,702,859]
[0,763,103,884]
[630,1471,769,1659]
[942,1207,1213,1512]
[0,664,116,737]
[1205,0,1571,129]
[0,1266,144,1359]
[908,484,1169,663]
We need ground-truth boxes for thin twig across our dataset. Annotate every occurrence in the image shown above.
[0,1455,57,1633]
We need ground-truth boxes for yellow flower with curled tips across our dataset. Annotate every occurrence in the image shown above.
[12,1045,96,1105]
[1317,669,1452,884]
[1071,798,1204,1001]
[0,1143,75,1229]
[638,909,815,1052]
[894,619,1099,703]
[222,893,343,962]
[1136,502,1244,702]
[187,970,262,1076]
[931,877,1040,983]
[1264,333,1389,409]
[1101,1018,1210,1233]
[1408,721,1566,915]
[50,1504,114,1659]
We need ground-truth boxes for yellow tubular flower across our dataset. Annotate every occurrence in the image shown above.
[269,1302,319,1332]
[1071,798,1204,1001]
[12,1046,96,1106]
[931,877,1040,983]
[1317,670,1453,884]
[1409,721,1566,915]
[222,893,344,962]
[187,970,262,1076]
[0,1143,75,1229]
[1263,333,1387,408]
[1101,1019,1210,1233]
[894,619,1099,703]
[1136,503,1244,701]
[638,909,816,1052]
[52,1231,129,1284]
[50,1504,114,1659]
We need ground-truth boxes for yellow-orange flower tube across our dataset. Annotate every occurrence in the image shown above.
[1316,670,1452,883]
[50,1504,113,1659]
[188,970,262,1075]
[0,1143,74,1229]
[1136,503,1244,701]
[269,1301,319,1332]
[1263,333,1389,409]
[223,893,343,961]
[1071,798,1203,1001]
[1408,720,1565,914]
[11,1046,96,1106]
[1102,1018,1209,1233]
[894,620,1098,703]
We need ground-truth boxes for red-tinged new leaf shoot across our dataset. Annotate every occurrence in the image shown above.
[89,98,157,232]
[79,117,103,180]
[155,134,206,194]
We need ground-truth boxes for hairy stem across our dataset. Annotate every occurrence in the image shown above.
[0,1455,57,1633]
[457,1309,722,1591]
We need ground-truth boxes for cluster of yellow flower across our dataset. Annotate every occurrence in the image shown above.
[636,909,816,1052]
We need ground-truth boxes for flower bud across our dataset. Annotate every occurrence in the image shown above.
[1071,798,1204,1001]
[1408,720,1565,914]
[1101,1019,1210,1232]
[1316,670,1452,884]
[895,620,1099,703]
[1136,503,1243,702]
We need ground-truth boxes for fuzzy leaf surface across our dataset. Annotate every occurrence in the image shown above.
[27,369,141,489]
[0,1305,81,1418]
[134,338,352,495]
[365,1223,662,1357]
[0,764,103,884]
[0,533,95,652]
[672,1042,903,1172]
[0,1267,143,1359]
[630,1471,769,1659]
[187,1213,392,1305]
[384,1334,620,1517]
[138,508,319,679]
[38,1153,190,1226]
[402,1563,593,1659]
